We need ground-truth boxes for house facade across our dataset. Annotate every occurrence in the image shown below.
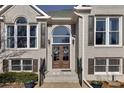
[0,5,124,85]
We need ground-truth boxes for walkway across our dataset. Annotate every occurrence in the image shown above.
[35,81,89,88]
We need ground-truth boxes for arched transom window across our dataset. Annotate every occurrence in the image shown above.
[16,17,27,24]
[52,26,70,44]
[7,17,37,48]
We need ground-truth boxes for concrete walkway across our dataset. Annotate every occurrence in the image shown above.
[35,82,89,88]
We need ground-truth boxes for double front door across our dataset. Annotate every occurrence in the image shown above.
[52,45,70,69]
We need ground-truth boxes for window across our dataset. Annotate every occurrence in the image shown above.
[23,60,32,70]
[108,59,120,72]
[95,59,106,72]
[52,26,70,44]
[11,60,21,71]
[95,17,122,46]
[10,59,32,71]
[17,26,27,48]
[109,18,119,45]
[96,18,106,45]
[6,17,37,48]
[16,17,27,24]
[94,58,122,75]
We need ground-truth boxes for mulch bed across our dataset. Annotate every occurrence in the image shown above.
[0,83,25,88]
[88,80,124,88]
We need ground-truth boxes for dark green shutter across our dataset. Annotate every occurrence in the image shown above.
[41,23,46,48]
[88,58,94,74]
[88,16,94,46]
[123,16,124,45]
[123,59,124,74]
[3,59,9,72]
[33,59,38,72]
[0,23,2,49]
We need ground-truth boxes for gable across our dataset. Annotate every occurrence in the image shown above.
[0,5,49,23]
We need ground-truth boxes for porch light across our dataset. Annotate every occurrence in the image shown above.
[72,39,75,45]
[48,40,50,45]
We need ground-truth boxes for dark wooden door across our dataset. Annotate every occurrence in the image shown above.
[52,45,70,69]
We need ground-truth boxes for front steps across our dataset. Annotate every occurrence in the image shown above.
[41,82,81,88]
[44,71,79,83]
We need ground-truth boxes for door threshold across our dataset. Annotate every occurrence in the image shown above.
[61,70,71,72]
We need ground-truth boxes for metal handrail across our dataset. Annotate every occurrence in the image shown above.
[39,58,45,86]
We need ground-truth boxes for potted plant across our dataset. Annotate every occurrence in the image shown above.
[24,80,36,88]
[91,80,103,88]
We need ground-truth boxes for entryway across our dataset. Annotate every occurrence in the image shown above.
[51,26,71,70]
[45,25,78,84]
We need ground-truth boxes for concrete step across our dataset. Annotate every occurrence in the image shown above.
[41,82,81,88]
[44,71,79,83]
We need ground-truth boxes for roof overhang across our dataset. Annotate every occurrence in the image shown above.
[36,16,51,19]
[73,5,92,17]
[74,5,92,10]
[0,5,8,11]
[51,17,72,21]
[48,17,75,24]
[30,5,49,17]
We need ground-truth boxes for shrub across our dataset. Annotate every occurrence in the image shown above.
[0,72,16,83]
[90,80,103,88]
[0,72,38,84]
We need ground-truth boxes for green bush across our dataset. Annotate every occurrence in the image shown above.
[0,72,38,84]
[91,80,103,85]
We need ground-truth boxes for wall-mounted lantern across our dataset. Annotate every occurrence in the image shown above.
[72,39,75,45]
[48,39,50,45]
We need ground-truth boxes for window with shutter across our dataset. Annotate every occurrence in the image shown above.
[94,58,122,75]
[95,16,122,46]
[8,59,33,72]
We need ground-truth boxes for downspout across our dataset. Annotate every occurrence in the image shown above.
[74,11,93,88]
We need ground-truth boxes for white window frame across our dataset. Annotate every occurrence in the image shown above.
[10,59,21,71]
[9,59,33,72]
[94,16,122,47]
[16,23,27,48]
[51,26,71,45]
[94,58,107,75]
[6,25,15,48]
[94,58,122,75]
[29,24,38,48]
[5,24,38,49]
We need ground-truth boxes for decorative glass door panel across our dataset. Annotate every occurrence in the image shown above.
[52,45,70,69]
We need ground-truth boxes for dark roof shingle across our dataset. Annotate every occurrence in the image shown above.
[46,9,74,17]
